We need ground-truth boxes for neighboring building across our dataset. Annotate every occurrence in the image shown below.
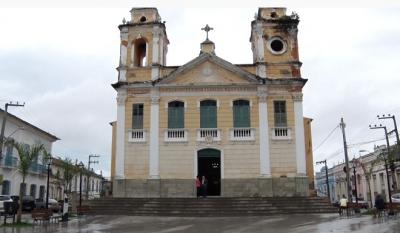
[315,145,400,205]
[0,109,59,198]
[111,7,312,197]
[0,109,104,200]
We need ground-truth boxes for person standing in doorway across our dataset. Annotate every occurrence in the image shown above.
[196,175,201,198]
[201,176,208,198]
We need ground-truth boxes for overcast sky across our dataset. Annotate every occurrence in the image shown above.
[1,2,400,177]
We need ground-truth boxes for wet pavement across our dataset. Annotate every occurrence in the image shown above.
[1,214,400,233]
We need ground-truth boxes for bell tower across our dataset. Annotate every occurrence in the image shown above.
[250,7,301,79]
[117,8,169,82]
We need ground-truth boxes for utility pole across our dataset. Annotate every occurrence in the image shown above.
[87,154,100,199]
[340,118,352,202]
[369,124,394,215]
[316,159,330,203]
[378,114,400,145]
[0,102,25,159]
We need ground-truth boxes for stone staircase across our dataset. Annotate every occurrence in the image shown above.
[86,197,337,216]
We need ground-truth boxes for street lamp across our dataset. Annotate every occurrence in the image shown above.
[46,155,53,209]
[77,161,85,212]
[351,158,360,213]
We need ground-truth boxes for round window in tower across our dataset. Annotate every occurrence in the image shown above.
[140,16,147,22]
[268,37,287,55]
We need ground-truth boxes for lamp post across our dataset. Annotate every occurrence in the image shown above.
[46,155,53,209]
[316,159,330,203]
[352,158,360,213]
[77,162,84,211]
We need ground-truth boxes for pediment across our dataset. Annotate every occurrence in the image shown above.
[157,53,260,86]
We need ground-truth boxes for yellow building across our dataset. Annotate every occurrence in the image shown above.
[111,7,310,197]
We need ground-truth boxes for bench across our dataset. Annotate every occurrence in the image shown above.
[346,202,364,215]
[1,202,17,224]
[77,205,90,215]
[32,209,53,223]
[385,203,400,215]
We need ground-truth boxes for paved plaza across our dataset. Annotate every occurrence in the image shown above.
[1,214,400,233]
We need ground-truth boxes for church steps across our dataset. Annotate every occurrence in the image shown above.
[86,197,337,216]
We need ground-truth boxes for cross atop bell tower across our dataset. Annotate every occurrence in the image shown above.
[200,24,215,55]
[201,24,214,40]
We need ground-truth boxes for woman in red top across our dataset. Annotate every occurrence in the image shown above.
[195,175,201,198]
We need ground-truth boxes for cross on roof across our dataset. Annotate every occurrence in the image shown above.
[201,24,214,40]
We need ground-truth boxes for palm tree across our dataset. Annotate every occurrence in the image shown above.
[60,157,77,194]
[12,142,44,223]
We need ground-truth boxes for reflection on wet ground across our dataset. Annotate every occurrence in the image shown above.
[1,214,399,233]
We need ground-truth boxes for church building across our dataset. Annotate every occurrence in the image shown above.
[111,7,313,197]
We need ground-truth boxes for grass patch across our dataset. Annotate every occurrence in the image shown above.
[0,222,33,228]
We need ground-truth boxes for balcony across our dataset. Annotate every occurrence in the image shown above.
[230,128,255,141]
[128,129,146,142]
[2,156,18,168]
[197,128,221,142]
[271,127,292,140]
[164,129,188,142]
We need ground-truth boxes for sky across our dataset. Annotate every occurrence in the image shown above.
[1,1,400,178]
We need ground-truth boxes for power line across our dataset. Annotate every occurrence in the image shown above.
[348,134,395,147]
[313,124,340,153]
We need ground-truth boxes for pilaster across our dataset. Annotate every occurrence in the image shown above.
[115,90,127,179]
[258,86,271,177]
[293,93,306,176]
[149,88,160,179]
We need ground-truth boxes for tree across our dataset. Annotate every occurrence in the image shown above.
[60,158,77,193]
[356,157,379,208]
[12,142,44,223]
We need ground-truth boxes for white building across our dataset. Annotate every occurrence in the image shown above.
[0,108,58,198]
[316,145,400,206]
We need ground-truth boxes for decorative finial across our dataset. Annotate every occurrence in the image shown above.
[122,17,126,24]
[201,24,214,40]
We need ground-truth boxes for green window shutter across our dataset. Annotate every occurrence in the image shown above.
[233,100,250,128]
[274,101,287,127]
[132,104,144,129]
[168,103,184,128]
[200,100,217,128]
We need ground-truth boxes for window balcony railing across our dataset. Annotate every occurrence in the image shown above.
[197,128,221,142]
[2,156,18,168]
[128,129,146,142]
[164,128,188,142]
[230,128,255,141]
[271,127,292,140]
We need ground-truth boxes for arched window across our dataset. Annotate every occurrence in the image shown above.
[200,100,217,128]
[168,101,185,129]
[233,100,250,128]
[133,38,147,67]
[1,180,10,195]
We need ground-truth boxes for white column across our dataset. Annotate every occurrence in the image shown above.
[258,87,271,177]
[115,90,127,179]
[118,28,128,82]
[152,26,160,65]
[254,22,267,78]
[149,89,160,179]
[294,93,306,176]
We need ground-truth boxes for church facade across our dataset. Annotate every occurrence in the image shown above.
[111,7,312,197]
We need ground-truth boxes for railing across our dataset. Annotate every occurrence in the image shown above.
[271,127,291,140]
[164,129,188,142]
[197,128,221,142]
[2,156,18,168]
[128,129,146,142]
[230,128,255,141]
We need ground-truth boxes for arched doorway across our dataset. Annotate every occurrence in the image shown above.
[198,148,221,196]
